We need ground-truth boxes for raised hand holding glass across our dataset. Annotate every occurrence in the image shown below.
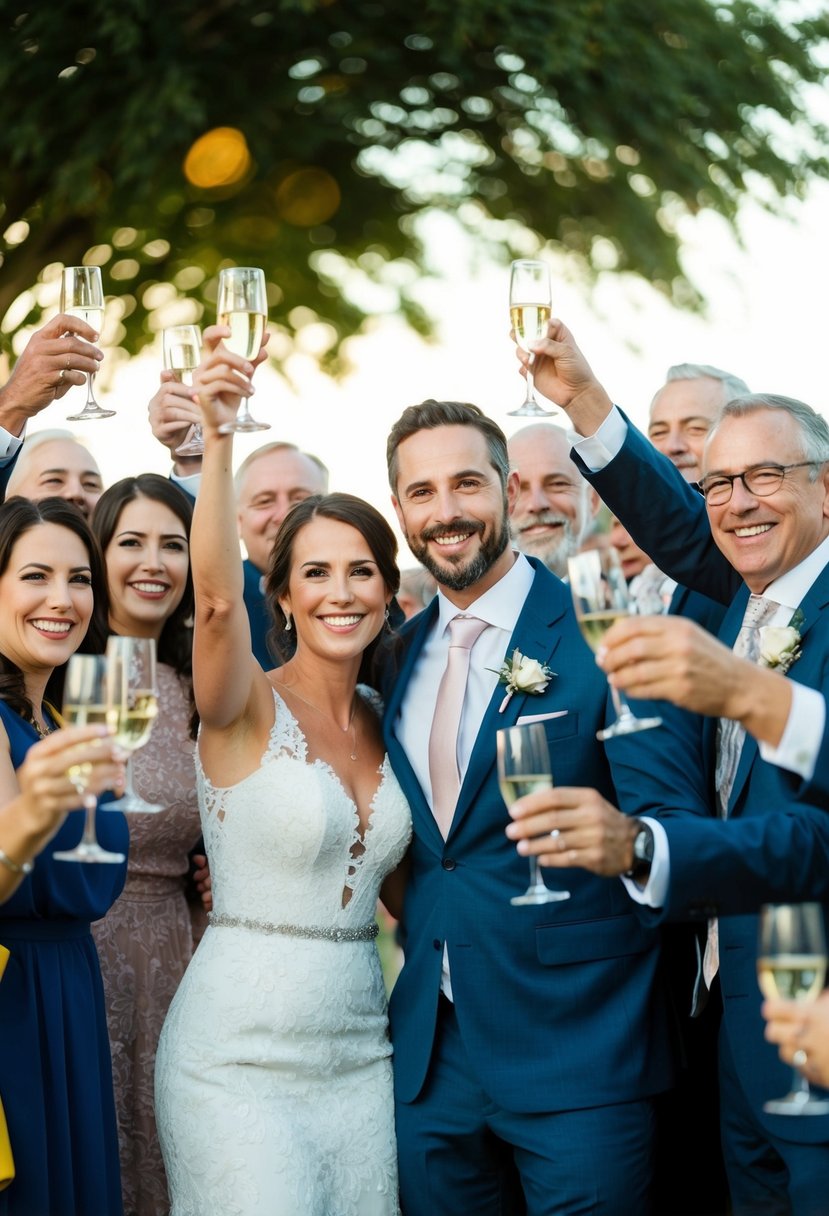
[216,267,269,433]
[163,325,204,456]
[53,655,126,863]
[509,260,555,417]
[60,266,114,421]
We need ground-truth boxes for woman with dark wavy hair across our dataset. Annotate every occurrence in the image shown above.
[90,474,202,1216]
[0,495,128,1216]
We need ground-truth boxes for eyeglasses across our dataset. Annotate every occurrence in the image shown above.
[697,461,822,505]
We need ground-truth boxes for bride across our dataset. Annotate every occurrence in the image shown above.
[154,327,411,1216]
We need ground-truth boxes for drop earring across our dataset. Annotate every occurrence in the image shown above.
[284,610,292,632]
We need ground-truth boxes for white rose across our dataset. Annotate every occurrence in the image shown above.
[759,626,799,667]
[512,656,550,691]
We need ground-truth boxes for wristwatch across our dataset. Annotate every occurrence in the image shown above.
[624,820,654,885]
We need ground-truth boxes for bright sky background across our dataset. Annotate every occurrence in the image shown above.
[26,176,829,563]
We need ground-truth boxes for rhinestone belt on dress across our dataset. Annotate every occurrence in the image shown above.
[208,912,379,942]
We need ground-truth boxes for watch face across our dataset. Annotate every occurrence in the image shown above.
[634,826,654,864]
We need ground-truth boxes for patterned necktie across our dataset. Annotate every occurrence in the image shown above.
[428,615,489,838]
[704,593,779,988]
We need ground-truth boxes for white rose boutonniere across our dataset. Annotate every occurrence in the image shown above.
[491,648,555,712]
[758,611,803,674]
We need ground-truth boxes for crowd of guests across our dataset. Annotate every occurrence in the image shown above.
[0,306,825,1216]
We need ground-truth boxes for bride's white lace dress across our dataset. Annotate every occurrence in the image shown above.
[155,689,412,1216]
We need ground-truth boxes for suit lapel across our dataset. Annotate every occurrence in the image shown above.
[447,563,569,840]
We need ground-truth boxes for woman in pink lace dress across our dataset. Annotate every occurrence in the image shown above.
[91,475,201,1216]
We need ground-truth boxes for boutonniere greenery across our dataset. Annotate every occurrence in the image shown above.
[491,648,555,713]
[758,609,804,675]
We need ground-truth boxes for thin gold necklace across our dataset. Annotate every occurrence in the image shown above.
[278,684,359,761]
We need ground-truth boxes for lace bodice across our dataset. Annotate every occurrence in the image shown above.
[197,688,411,929]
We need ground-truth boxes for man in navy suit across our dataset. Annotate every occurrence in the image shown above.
[507,325,829,1214]
[383,399,674,1215]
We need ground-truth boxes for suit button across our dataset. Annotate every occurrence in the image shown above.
[442,858,456,871]
[433,939,442,950]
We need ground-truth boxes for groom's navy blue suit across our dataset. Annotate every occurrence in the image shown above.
[574,421,829,1207]
[383,558,674,1211]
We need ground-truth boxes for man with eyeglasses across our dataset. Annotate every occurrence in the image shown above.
[505,321,829,1216]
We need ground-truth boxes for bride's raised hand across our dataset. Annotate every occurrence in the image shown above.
[191,324,270,433]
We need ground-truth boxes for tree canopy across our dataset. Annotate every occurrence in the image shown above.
[1,0,827,375]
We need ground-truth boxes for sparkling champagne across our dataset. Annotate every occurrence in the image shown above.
[168,342,200,386]
[112,693,159,751]
[510,304,551,352]
[757,954,826,1002]
[63,703,112,730]
[499,774,552,808]
[577,610,627,653]
[218,310,265,360]
[67,307,104,333]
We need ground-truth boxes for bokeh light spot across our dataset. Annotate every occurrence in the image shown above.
[184,127,252,189]
[274,168,341,227]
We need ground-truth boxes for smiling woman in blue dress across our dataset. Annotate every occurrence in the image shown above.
[0,496,128,1216]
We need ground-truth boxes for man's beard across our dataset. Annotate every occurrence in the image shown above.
[406,508,512,593]
[512,513,581,578]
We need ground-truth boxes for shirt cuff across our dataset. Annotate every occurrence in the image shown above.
[621,817,669,908]
[571,405,628,471]
[0,425,25,463]
[759,683,825,780]
[172,470,201,497]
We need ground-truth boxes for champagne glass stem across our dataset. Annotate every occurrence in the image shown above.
[85,370,97,408]
[123,756,137,801]
[526,356,536,404]
[79,793,98,845]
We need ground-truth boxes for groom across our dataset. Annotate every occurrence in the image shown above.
[382,399,674,1215]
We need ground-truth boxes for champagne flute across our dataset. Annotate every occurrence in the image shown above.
[509,259,555,417]
[162,325,204,456]
[498,723,570,906]
[758,903,829,1115]
[103,636,162,813]
[568,549,662,741]
[216,266,269,433]
[53,655,126,864]
[60,266,115,421]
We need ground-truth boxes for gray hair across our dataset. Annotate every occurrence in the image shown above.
[711,393,829,474]
[651,363,749,413]
[6,429,99,496]
[233,441,329,497]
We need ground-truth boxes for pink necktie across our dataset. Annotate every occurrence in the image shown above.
[428,615,489,838]
[704,593,779,988]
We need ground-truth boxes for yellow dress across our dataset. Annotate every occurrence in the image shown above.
[0,944,14,1190]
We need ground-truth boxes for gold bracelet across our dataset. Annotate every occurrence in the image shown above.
[0,846,34,876]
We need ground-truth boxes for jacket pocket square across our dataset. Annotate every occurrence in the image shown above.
[516,710,569,725]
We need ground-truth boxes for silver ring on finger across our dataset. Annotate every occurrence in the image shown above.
[59,368,66,383]
[549,829,560,840]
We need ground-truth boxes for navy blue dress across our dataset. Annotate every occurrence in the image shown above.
[0,701,129,1216]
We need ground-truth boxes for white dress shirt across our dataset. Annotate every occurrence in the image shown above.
[395,553,536,806]
[395,553,536,996]
[0,424,25,464]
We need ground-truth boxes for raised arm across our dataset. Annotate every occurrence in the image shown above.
[190,327,269,731]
